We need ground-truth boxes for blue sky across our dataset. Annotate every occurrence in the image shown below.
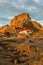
[0,0,43,27]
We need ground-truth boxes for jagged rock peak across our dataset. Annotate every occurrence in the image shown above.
[0,12,43,34]
[10,13,31,28]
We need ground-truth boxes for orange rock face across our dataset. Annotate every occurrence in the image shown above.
[0,13,43,34]
[10,13,31,29]
[0,25,11,34]
[10,13,42,32]
[0,25,9,33]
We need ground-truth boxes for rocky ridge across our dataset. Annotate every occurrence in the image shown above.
[0,13,43,34]
[0,13,43,65]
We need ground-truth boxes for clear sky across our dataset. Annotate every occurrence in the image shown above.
[0,0,43,27]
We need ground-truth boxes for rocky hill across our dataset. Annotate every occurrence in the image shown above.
[10,13,31,28]
[0,25,9,33]
[10,13,42,32]
[0,13,43,65]
[0,25,12,34]
[0,13,43,34]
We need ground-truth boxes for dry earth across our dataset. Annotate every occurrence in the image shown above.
[0,33,43,65]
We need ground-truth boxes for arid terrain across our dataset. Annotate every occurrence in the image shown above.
[0,13,43,65]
